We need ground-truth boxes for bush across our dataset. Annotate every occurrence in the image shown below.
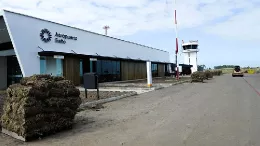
[204,70,213,79]
[1,74,82,141]
[191,71,205,82]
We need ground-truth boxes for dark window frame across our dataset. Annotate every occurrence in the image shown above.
[151,63,158,77]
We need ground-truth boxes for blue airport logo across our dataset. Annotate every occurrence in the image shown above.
[40,28,52,43]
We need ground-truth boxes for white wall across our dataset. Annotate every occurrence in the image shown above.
[3,10,170,77]
[183,52,198,73]
[183,52,190,65]
[190,52,198,73]
[0,57,7,89]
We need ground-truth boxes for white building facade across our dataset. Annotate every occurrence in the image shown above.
[0,10,171,89]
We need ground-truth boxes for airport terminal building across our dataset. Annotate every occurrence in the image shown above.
[0,10,171,89]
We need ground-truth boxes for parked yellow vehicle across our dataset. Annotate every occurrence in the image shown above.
[232,66,244,77]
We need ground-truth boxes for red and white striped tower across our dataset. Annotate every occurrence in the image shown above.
[174,0,179,80]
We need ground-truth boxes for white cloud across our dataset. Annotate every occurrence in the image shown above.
[0,0,259,40]
[204,5,260,41]
[89,0,148,8]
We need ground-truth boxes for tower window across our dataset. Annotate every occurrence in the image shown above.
[186,45,191,49]
[192,45,198,49]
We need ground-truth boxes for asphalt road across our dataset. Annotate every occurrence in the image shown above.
[1,74,260,146]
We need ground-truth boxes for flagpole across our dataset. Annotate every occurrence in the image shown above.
[174,0,179,80]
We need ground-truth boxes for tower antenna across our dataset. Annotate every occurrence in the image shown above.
[103,25,110,36]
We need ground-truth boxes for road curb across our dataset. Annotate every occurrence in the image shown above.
[154,79,191,90]
[79,92,138,109]
[79,80,190,109]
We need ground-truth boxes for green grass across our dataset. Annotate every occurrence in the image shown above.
[221,68,234,74]
[221,68,260,74]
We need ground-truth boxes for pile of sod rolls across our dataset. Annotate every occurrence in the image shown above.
[1,75,82,141]
[191,71,205,82]
[191,70,222,83]
[211,70,222,76]
[204,70,213,79]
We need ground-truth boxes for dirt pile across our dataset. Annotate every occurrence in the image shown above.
[1,75,82,141]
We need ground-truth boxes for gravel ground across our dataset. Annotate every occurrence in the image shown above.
[3,74,260,146]
[127,77,191,83]
[0,89,132,127]
[100,77,191,87]
[80,91,135,103]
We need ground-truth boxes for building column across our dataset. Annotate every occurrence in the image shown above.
[146,61,152,87]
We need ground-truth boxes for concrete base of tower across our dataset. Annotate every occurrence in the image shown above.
[191,66,198,73]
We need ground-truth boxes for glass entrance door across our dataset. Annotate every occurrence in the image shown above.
[7,56,23,86]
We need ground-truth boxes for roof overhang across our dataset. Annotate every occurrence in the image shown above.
[38,51,171,64]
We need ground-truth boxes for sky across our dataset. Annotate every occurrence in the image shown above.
[0,0,259,68]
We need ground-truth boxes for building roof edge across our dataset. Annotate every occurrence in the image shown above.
[2,9,169,53]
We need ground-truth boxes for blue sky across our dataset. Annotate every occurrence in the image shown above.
[0,0,259,68]
[120,27,259,68]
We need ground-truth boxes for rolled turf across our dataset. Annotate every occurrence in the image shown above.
[1,75,82,141]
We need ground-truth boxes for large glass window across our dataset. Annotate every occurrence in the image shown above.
[116,61,120,75]
[7,56,23,86]
[56,59,63,77]
[79,59,83,84]
[96,59,121,82]
[97,60,102,75]
[102,60,108,74]
[107,61,112,74]
[112,61,117,74]
[40,57,46,74]
[80,59,83,77]
[152,63,158,77]
[42,56,64,76]
[186,45,191,49]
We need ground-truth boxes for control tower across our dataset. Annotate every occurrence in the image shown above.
[182,40,199,73]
